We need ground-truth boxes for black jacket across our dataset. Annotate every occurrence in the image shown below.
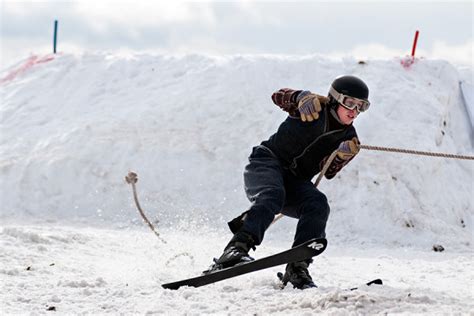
[261,105,358,180]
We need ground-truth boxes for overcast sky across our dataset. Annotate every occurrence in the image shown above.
[1,0,472,68]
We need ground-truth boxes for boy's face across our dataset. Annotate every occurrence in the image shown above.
[337,104,358,125]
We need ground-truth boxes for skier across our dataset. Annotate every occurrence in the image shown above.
[207,75,371,289]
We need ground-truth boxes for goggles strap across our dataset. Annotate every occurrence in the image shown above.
[329,102,345,125]
[328,86,344,104]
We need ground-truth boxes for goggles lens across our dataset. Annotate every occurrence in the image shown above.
[341,96,370,112]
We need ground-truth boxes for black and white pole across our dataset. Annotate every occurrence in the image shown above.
[53,20,58,54]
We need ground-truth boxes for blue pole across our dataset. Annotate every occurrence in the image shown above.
[53,20,58,54]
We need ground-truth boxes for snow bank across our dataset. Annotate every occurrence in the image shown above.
[0,53,472,250]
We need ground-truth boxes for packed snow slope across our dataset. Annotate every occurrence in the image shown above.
[0,53,472,249]
[1,53,473,315]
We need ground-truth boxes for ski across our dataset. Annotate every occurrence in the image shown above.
[349,278,383,291]
[162,238,327,290]
[276,273,382,290]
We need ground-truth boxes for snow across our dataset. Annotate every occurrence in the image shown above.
[1,52,473,314]
[2,225,472,314]
[460,80,474,137]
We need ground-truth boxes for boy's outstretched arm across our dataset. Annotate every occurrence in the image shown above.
[271,88,329,122]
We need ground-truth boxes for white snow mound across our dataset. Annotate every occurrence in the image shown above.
[0,53,472,251]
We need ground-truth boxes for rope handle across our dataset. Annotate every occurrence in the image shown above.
[125,171,167,243]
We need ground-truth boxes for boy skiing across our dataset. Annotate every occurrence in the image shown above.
[207,75,371,289]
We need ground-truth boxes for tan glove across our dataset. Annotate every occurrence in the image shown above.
[320,137,360,179]
[296,92,329,122]
[336,137,360,160]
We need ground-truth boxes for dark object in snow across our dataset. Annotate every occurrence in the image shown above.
[26,266,31,271]
[358,60,367,65]
[46,306,56,311]
[162,238,327,290]
[349,278,383,291]
[433,244,445,252]
[49,263,55,266]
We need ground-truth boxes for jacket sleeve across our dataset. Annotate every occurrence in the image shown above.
[271,88,302,116]
[319,154,356,179]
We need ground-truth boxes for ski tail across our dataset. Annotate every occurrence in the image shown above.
[276,274,383,291]
[349,278,383,291]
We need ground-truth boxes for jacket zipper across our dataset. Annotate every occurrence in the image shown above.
[290,109,345,170]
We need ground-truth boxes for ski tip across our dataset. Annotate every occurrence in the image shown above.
[349,279,383,291]
[367,279,383,286]
[305,238,327,253]
[162,283,180,290]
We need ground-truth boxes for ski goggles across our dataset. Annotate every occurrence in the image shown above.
[329,86,370,112]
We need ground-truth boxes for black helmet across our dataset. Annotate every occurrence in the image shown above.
[328,75,370,112]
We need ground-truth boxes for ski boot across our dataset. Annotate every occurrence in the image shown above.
[279,259,316,289]
[203,231,256,274]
